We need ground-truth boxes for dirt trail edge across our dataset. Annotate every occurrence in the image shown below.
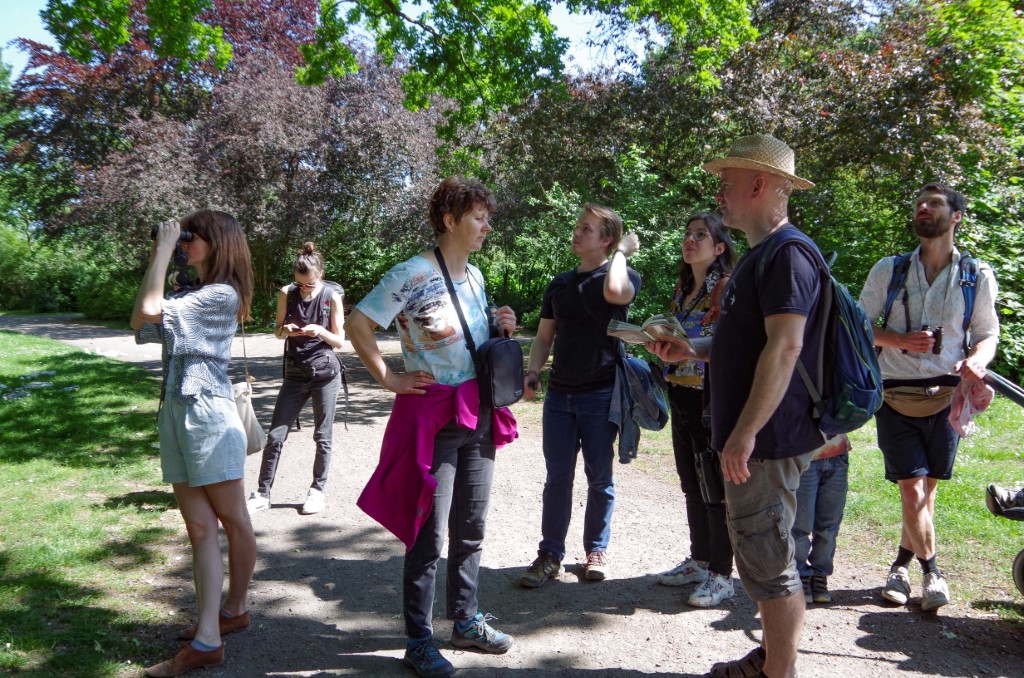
[2,314,1022,678]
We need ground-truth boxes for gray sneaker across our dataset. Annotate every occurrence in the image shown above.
[882,566,911,605]
[811,575,832,604]
[921,572,950,611]
[800,575,813,603]
[450,612,513,654]
[519,551,564,588]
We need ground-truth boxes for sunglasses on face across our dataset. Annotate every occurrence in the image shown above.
[684,231,712,242]
[294,280,317,289]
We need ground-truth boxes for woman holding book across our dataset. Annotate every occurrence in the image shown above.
[655,211,738,608]
[519,203,641,587]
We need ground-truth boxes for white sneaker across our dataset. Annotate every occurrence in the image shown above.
[657,557,709,586]
[688,572,735,607]
[301,488,325,515]
[246,492,270,514]
[881,566,911,605]
[921,572,950,611]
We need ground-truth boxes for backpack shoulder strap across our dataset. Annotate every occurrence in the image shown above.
[753,228,829,412]
[881,252,913,330]
[958,252,979,354]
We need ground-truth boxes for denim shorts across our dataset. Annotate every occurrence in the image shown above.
[875,403,959,481]
[724,450,813,601]
[158,392,246,487]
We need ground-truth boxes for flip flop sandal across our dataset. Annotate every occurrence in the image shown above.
[705,646,766,678]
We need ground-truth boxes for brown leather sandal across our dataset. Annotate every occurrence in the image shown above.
[705,646,766,678]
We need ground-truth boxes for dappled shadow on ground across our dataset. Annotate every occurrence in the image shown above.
[0,537,176,677]
[855,608,1024,676]
[136,517,753,677]
[0,334,161,467]
[102,489,178,514]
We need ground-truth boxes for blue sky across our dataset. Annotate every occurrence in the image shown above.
[0,0,631,79]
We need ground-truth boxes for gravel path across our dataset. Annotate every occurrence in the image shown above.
[2,314,1022,678]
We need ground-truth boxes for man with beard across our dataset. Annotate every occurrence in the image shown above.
[859,183,999,611]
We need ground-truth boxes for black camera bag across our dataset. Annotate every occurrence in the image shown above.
[434,247,524,409]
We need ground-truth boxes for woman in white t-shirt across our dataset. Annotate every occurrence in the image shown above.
[346,176,517,678]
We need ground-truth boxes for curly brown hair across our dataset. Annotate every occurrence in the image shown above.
[427,176,497,238]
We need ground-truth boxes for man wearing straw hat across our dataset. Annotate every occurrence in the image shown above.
[650,133,823,678]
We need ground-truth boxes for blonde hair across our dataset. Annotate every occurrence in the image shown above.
[581,203,624,255]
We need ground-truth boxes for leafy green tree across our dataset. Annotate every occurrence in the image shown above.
[42,0,756,134]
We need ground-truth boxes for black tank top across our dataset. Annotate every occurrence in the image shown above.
[285,284,332,360]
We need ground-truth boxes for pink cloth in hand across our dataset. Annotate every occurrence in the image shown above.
[949,379,994,438]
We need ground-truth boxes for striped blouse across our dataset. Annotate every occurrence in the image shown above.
[135,283,239,405]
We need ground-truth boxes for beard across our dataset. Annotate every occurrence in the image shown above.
[913,214,953,239]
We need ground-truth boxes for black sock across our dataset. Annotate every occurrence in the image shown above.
[918,555,939,575]
[891,545,914,570]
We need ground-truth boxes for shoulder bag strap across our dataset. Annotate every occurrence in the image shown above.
[434,247,481,368]
[240,321,253,391]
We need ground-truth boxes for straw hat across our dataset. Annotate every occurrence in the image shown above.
[702,134,814,190]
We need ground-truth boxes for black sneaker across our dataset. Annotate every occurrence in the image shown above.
[811,574,831,603]
[519,551,564,588]
[800,575,812,603]
[402,638,454,678]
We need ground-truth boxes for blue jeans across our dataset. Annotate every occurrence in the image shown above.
[792,453,849,577]
[403,412,495,640]
[256,360,340,496]
[539,387,618,561]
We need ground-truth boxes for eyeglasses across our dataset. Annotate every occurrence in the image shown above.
[683,231,712,242]
[293,280,317,289]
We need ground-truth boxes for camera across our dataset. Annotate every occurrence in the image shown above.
[922,325,944,355]
[150,225,194,242]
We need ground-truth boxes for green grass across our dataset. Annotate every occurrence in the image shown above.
[628,386,1024,618]
[0,330,181,677]
[843,399,1024,617]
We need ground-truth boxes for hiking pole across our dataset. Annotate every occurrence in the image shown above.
[985,370,1024,408]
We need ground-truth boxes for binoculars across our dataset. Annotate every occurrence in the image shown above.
[923,325,944,355]
[150,225,194,242]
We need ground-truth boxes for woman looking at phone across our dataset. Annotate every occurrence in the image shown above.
[247,242,345,516]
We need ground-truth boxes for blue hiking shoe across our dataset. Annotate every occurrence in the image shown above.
[450,612,514,654]
[402,637,454,678]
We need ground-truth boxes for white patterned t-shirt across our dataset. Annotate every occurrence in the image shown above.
[355,255,491,386]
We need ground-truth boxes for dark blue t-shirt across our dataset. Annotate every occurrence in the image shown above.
[541,261,642,392]
[709,226,825,459]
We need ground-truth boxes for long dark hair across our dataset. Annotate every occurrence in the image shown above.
[678,212,737,297]
[179,209,254,322]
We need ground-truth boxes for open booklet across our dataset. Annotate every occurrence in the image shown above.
[606,314,693,346]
